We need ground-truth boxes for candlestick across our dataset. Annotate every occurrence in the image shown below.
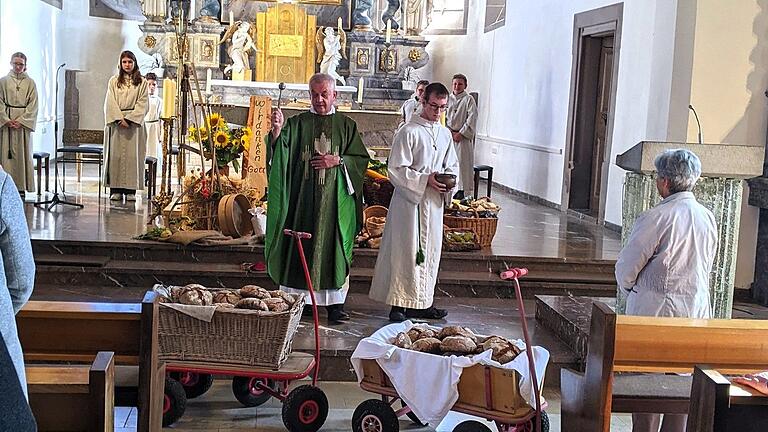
[385,19,392,44]
[357,78,364,104]
[206,69,212,95]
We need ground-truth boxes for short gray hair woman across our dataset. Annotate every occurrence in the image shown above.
[654,149,702,194]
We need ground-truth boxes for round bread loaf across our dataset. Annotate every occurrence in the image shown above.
[437,325,477,342]
[493,344,521,364]
[440,336,477,354]
[184,283,207,291]
[240,285,271,299]
[236,298,269,311]
[199,289,214,306]
[178,289,204,305]
[213,290,241,305]
[392,332,412,349]
[169,286,185,301]
[410,337,441,354]
[268,302,290,312]
[269,290,296,305]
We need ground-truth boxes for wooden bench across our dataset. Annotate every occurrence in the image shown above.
[560,302,768,431]
[26,351,115,431]
[686,366,768,432]
[16,292,163,432]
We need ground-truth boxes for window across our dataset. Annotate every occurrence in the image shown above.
[484,0,505,32]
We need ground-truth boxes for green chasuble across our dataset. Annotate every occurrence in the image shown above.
[265,111,370,291]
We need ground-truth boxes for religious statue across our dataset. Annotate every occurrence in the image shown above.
[168,0,191,21]
[382,0,401,30]
[198,0,220,22]
[406,0,433,36]
[219,21,257,75]
[140,0,166,21]
[315,26,347,85]
[353,0,374,28]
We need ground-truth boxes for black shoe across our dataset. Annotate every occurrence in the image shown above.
[389,306,407,322]
[406,306,448,320]
[326,304,350,323]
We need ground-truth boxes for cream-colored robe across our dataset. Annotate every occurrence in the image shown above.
[103,76,148,191]
[369,115,459,309]
[446,91,478,195]
[400,97,422,126]
[0,72,38,192]
[144,93,162,160]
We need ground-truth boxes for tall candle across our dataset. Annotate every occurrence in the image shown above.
[357,78,364,104]
[206,69,212,94]
[162,78,177,118]
[229,10,234,24]
[338,16,342,30]
[385,19,392,44]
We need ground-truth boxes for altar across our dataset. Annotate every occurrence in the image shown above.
[209,79,359,106]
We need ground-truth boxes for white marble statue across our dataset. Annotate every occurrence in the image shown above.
[406,0,434,35]
[219,21,257,75]
[315,26,347,85]
[140,0,166,20]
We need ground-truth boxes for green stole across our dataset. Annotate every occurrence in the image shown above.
[265,111,369,290]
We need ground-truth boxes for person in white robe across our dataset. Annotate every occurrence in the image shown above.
[0,53,38,194]
[446,73,477,199]
[143,72,162,161]
[615,149,717,432]
[399,79,428,127]
[103,50,148,203]
[369,82,459,322]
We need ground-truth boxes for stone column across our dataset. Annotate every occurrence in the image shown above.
[616,141,764,318]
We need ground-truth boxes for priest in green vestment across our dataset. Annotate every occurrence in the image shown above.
[265,73,370,324]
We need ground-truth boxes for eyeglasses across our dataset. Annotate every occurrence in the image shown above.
[10,62,25,67]
[427,102,448,111]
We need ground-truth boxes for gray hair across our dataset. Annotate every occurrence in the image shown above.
[654,149,702,193]
[309,73,336,89]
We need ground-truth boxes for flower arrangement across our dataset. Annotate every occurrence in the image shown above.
[187,112,252,172]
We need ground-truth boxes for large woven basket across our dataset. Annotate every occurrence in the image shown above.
[443,213,498,248]
[363,177,394,207]
[158,292,305,369]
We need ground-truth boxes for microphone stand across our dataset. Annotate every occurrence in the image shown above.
[689,104,703,144]
[35,64,84,210]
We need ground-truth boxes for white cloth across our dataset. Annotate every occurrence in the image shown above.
[400,97,422,126]
[103,76,148,191]
[144,93,162,160]
[0,72,37,192]
[280,277,348,306]
[446,91,478,194]
[615,191,717,318]
[351,321,550,425]
[369,115,459,309]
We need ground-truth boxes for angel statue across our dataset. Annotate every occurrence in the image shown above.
[315,26,347,85]
[219,21,257,75]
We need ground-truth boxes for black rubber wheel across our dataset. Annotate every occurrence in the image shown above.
[231,376,275,407]
[512,411,550,432]
[453,420,493,432]
[400,401,427,426]
[352,399,399,432]
[162,376,187,427]
[281,384,329,432]
[169,372,214,399]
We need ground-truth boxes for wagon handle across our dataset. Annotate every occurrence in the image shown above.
[501,267,542,432]
[284,229,320,386]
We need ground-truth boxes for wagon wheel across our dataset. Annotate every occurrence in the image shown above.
[162,376,187,427]
[511,411,550,432]
[453,420,493,431]
[352,399,399,432]
[231,376,276,407]
[400,400,427,426]
[169,372,214,399]
[282,385,329,432]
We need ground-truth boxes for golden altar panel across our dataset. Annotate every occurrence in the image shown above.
[255,4,317,84]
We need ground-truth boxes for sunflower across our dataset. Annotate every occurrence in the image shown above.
[241,128,252,151]
[197,126,209,141]
[187,126,198,142]
[207,113,225,129]
[213,130,229,149]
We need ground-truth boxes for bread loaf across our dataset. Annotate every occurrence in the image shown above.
[213,290,241,305]
[199,289,214,306]
[437,326,477,342]
[178,289,205,305]
[236,298,269,311]
[410,337,441,354]
[269,290,296,305]
[440,336,477,354]
[493,344,521,364]
[392,332,412,349]
[239,285,271,299]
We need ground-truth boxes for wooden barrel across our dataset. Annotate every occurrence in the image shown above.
[217,193,253,238]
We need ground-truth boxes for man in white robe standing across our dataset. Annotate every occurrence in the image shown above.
[0,52,38,195]
[615,149,717,432]
[143,73,162,161]
[369,82,459,322]
[446,73,477,200]
[399,79,428,127]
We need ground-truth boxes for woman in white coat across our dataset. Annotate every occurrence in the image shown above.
[615,148,717,432]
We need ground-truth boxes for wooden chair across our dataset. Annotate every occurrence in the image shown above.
[26,351,115,432]
[560,302,768,432]
[686,366,768,432]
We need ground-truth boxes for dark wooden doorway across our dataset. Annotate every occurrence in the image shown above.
[562,4,623,222]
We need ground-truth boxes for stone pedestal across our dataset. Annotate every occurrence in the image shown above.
[616,141,764,318]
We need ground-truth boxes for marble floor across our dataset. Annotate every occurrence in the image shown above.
[24,163,621,260]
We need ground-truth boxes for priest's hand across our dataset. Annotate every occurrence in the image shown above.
[310,153,341,170]
[8,120,20,129]
[118,119,130,128]
[427,172,448,193]
[451,131,463,143]
[271,109,284,138]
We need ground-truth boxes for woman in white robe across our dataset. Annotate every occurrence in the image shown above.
[103,50,148,202]
[369,83,459,321]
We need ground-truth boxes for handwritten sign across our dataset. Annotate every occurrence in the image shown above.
[244,95,272,200]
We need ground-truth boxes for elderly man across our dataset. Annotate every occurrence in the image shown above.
[266,73,370,324]
[446,73,477,200]
[615,149,717,432]
[0,53,38,196]
[400,79,429,126]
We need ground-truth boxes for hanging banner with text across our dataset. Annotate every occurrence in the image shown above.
[244,95,271,200]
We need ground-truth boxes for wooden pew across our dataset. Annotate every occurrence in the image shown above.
[16,291,163,432]
[560,302,768,432]
[686,366,768,432]
[26,351,115,431]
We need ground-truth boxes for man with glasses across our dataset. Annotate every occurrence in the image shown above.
[370,82,459,322]
[446,73,477,200]
[0,53,38,196]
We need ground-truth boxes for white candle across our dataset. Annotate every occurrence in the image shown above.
[206,69,212,94]
[357,78,364,104]
[338,16,342,30]
[229,10,234,24]
[385,20,392,44]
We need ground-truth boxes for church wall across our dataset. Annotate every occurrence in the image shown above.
[685,0,768,289]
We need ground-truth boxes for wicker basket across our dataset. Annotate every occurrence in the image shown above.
[363,177,394,207]
[158,292,305,369]
[443,228,482,252]
[444,212,498,248]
